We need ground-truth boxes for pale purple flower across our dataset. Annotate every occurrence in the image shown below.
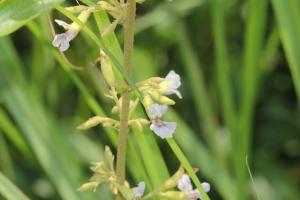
[148,104,176,139]
[178,174,193,191]
[132,181,145,198]
[161,70,182,99]
[52,19,78,52]
[177,174,210,200]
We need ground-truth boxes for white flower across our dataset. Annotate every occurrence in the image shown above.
[177,174,193,191]
[52,19,78,52]
[132,181,145,199]
[148,104,176,139]
[177,174,210,200]
[160,70,182,99]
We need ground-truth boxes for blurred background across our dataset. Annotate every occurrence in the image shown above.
[0,0,300,199]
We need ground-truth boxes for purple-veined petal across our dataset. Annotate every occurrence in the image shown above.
[52,30,78,52]
[52,33,65,47]
[150,121,176,139]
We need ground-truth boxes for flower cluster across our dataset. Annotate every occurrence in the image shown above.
[55,2,210,200]
[79,146,147,200]
[138,70,182,138]
[76,48,181,139]
[52,3,182,139]
[78,146,117,192]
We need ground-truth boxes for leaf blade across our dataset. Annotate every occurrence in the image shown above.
[0,0,63,36]
[0,172,30,200]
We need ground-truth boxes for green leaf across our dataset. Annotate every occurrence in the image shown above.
[0,0,63,37]
[271,0,300,101]
[0,172,30,200]
[0,37,97,200]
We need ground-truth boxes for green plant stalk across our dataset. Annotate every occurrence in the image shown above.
[271,0,300,101]
[116,0,136,199]
[211,0,236,170]
[238,0,268,198]
[92,10,170,191]
[166,138,211,200]
[0,108,31,156]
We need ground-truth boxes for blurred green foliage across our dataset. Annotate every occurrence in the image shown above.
[0,0,300,199]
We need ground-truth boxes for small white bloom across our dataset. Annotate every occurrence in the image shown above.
[160,70,182,99]
[52,30,77,52]
[52,19,78,52]
[132,181,145,199]
[177,174,193,191]
[177,174,210,200]
[148,104,176,139]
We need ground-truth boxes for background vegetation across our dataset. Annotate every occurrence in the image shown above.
[0,0,300,199]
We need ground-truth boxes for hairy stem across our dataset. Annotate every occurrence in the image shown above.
[116,0,136,199]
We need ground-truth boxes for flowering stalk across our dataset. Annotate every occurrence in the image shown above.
[116,0,136,199]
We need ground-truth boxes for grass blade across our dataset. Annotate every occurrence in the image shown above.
[0,172,30,200]
[271,0,300,101]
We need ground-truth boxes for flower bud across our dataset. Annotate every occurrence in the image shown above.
[77,116,106,130]
[159,166,185,191]
[111,105,119,114]
[158,96,176,105]
[148,91,176,105]
[70,9,92,32]
[78,181,99,192]
[158,191,185,200]
[143,95,153,109]
[100,49,115,88]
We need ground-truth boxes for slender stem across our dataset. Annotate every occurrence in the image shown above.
[116,0,136,199]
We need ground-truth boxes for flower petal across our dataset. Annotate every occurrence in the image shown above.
[148,104,168,119]
[150,121,176,139]
[52,30,77,52]
[187,189,200,200]
[177,174,193,192]
[201,182,210,193]
[165,89,182,99]
[132,181,145,198]
[54,19,69,29]
[52,33,65,47]
[59,40,70,52]
[165,70,181,89]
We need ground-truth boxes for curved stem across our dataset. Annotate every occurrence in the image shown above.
[116,0,136,199]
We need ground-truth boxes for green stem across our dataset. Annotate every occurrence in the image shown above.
[166,138,211,200]
[116,0,136,199]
